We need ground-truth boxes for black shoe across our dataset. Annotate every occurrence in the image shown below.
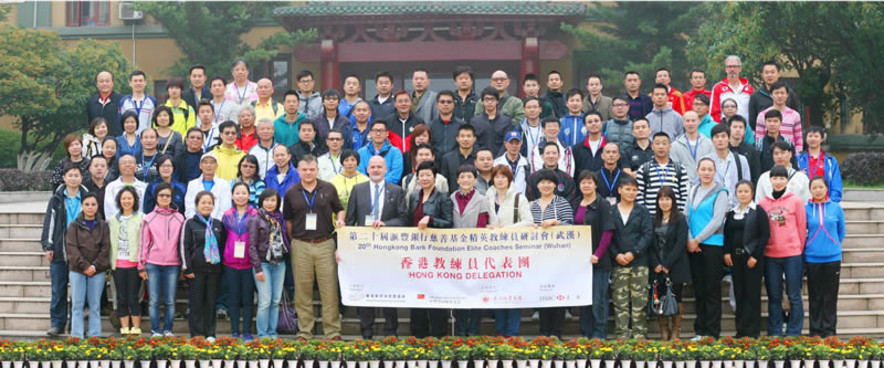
[47,326,62,336]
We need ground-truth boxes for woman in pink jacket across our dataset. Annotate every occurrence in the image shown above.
[139,182,186,337]
[758,166,807,337]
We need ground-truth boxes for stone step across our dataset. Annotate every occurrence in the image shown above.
[0,266,50,281]
[0,225,43,239]
[0,297,51,314]
[0,238,43,252]
[0,213,45,225]
[842,234,884,249]
[843,248,884,263]
[0,251,48,267]
[845,220,884,235]
[842,205,884,221]
[840,263,884,278]
[0,281,52,298]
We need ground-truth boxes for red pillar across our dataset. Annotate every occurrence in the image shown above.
[320,39,340,92]
[520,36,540,98]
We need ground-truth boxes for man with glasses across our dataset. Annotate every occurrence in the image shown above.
[470,86,513,151]
[318,129,346,181]
[210,121,246,181]
[296,70,323,118]
[176,128,206,185]
[711,55,754,122]
[473,70,526,121]
[430,91,465,159]
[357,121,404,184]
[604,96,634,147]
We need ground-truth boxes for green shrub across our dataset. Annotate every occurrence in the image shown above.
[841,152,884,185]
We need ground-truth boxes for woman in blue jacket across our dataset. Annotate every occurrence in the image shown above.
[805,176,845,337]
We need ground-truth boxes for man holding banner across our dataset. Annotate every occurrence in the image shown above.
[345,156,410,339]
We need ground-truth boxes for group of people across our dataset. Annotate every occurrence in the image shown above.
[42,54,844,341]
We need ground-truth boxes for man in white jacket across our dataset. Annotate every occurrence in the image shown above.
[185,152,231,219]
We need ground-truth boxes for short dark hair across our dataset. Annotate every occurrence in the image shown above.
[414,143,434,156]
[342,74,360,88]
[436,90,455,102]
[735,180,755,195]
[116,186,141,213]
[764,109,783,122]
[652,131,671,141]
[565,88,583,101]
[452,65,474,81]
[576,170,601,189]
[140,127,158,139]
[81,192,99,206]
[772,140,792,153]
[612,96,628,105]
[194,190,215,207]
[375,71,393,84]
[586,74,602,84]
[219,120,239,134]
[152,105,175,128]
[693,93,710,105]
[806,125,825,138]
[166,77,185,90]
[298,119,316,131]
[416,161,437,176]
[690,69,706,78]
[769,166,789,178]
[236,155,260,179]
[770,81,789,93]
[154,182,173,200]
[129,70,146,81]
[322,89,340,100]
[625,71,640,78]
[186,127,203,139]
[296,70,314,82]
[370,120,387,131]
[652,83,668,94]
[475,147,493,157]
[541,116,560,129]
[327,128,344,139]
[618,175,639,188]
[523,96,540,106]
[209,76,226,86]
[633,117,649,127]
[547,70,562,79]
[710,124,729,138]
[62,163,81,176]
[197,99,214,113]
[584,111,603,123]
[284,89,299,101]
[655,67,671,77]
[727,115,747,129]
[340,149,360,165]
[258,188,281,212]
[481,86,499,101]
[762,61,780,72]
[534,168,559,186]
[523,73,539,84]
[457,124,476,136]
[456,164,478,179]
[189,64,206,76]
[541,141,560,154]
[89,117,108,136]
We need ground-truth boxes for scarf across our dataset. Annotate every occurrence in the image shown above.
[197,214,220,264]
[259,208,287,264]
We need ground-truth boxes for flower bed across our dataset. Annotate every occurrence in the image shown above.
[0,336,881,368]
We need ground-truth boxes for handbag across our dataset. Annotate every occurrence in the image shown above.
[277,289,299,334]
[649,277,679,317]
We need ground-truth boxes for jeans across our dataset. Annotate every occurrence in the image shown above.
[454,309,483,336]
[494,309,521,336]
[69,271,105,338]
[224,266,254,335]
[765,255,804,336]
[50,261,69,329]
[146,264,180,334]
[254,262,286,338]
[580,269,611,338]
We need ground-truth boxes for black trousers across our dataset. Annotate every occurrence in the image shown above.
[189,271,220,338]
[359,307,399,338]
[689,244,723,338]
[731,251,765,338]
[538,307,566,338]
[113,267,142,317]
[410,308,448,338]
[806,261,840,337]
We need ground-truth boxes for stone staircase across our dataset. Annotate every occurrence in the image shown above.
[1,200,883,339]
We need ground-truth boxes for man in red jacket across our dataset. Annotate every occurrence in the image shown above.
[710,55,754,123]
[683,69,712,113]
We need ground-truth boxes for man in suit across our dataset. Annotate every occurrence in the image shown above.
[345,155,409,338]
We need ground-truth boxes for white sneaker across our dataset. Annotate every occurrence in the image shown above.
[531,311,540,319]
[690,335,705,341]
[164,331,175,337]
[151,333,163,338]
[207,337,216,343]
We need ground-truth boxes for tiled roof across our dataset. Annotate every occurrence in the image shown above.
[274,1,586,18]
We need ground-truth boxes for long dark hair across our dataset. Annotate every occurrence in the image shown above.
[653,186,682,226]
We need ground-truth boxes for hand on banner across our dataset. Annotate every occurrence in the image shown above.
[335,250,342,264]
[590,255,599,264]
[687,239,701,253]
[336,218,346,228]
[747,256,758,269]
[418,216,431,229]
[723,253,733,267]
[540,219,559,228]
[371,220,386,229]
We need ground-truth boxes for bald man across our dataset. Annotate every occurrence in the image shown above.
[86,71,124,135]
[474,70,525,121]
[252,78,284,123]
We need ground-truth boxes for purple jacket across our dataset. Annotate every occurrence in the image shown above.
[221,206,259,269]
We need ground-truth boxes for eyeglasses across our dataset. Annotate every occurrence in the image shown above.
[612,103,629,107]
[437,100,454,104]
[327,137,343,141]
[725,65,741,69]
[157,193,172,198]
[371,129,387,133]
[241,164,256,169]
[482,97,498,102]
[222,131,238,136]
[298,80,313,84]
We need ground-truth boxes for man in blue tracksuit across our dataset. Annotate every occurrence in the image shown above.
[357,120,404,185]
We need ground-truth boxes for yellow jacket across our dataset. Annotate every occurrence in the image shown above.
[211,145,246,181]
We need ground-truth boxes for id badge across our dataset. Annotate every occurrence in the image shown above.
[606,197,617,205]
[365,215,375,226]
[305,213,318,231]
[234,241,246,259]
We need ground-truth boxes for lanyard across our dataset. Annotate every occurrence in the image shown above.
[370,183,384,217]
[329,154,340,175]
[807,152,825,179]
[234,210,248,235]
[302,189,317,213]
[141,152,156,179]
[655,163,670,184]
[132,98,144,118]
[525,124,540,148]
[236,83,249,104]
[601,168,621,194]
[212,100,225,123]
[203,127,217,151]
[685,136,698,160]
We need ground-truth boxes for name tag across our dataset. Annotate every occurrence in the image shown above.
[365,215,376,227]
[606,197,617,206]
[305,213,318,231]
[233,241,246,259]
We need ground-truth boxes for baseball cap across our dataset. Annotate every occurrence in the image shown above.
[505,131,522,142]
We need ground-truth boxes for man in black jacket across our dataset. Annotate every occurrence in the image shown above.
[541,70,567,118]
[440,124,478,192]
[182,65,209,110]
[526,142,577,203]
[429,91,465,159]
[86,71,123,136]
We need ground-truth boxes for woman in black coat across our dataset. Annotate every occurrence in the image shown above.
[648,185,690,341]
[406,161,453,338]
[724,180,770,338]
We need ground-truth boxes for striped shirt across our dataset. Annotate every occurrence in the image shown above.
[529,196,574,225]
[636,158,690,215]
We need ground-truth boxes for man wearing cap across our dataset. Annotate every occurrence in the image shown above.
[494,131,531,195]
[283,154,346,340]
[184,152,232,219]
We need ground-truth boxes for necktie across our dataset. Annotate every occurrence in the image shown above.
[372,184,380,220]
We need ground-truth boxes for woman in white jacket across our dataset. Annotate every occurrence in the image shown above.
[486,164,533,336]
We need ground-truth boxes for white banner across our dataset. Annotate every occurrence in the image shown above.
[337,226,593,309]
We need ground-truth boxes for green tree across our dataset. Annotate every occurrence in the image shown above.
[562,2,707,95]
[136,2,316,78]
[0,25,133,167]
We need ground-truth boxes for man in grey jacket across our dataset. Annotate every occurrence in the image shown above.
[646,84,684,141]
[412,69,438,124]
[296,70,323,118]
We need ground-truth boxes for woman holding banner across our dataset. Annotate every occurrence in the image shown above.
[487,164,534,337]
[529,168,574,338]
[408,161,453,338]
